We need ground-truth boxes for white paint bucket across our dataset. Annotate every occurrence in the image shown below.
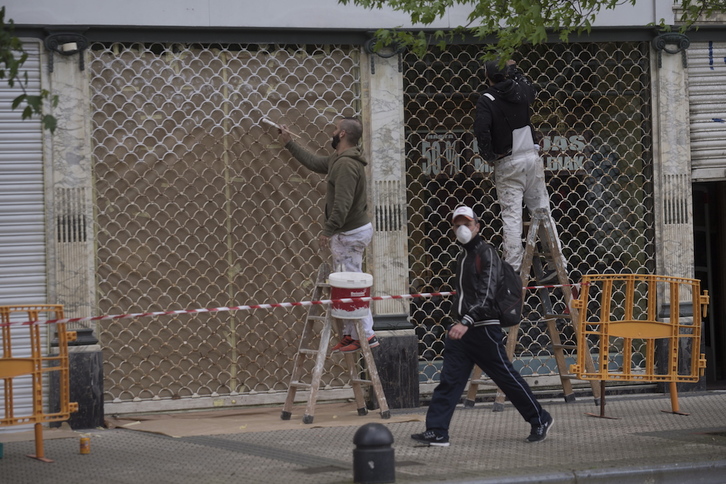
[329,272,373,319]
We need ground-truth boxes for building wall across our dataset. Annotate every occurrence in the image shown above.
[6,0,674,29]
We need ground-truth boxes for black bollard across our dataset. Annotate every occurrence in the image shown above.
[353,422,395,484]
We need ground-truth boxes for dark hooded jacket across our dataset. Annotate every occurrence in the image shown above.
[453,234,503,327]
[285,141,370,236]
[474,65,538,163]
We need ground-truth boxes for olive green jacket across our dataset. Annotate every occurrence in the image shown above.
[285,141,370,236]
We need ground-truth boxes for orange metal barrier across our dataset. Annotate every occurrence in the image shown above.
[569,274,709,416]
[0,305,78,462]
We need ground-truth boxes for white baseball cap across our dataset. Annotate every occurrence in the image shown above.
[452,205,476,222]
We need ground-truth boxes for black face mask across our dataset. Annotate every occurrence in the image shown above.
[331,133,340,150]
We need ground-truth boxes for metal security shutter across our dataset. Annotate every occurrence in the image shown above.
[0,41,47,433]
[688,41,726,181]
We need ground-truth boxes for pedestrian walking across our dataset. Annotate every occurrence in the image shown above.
[411,205,553,446]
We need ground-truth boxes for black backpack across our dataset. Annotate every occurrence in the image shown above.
[475,248,524,327]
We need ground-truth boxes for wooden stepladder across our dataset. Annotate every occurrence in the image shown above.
[465,208,601,410]
[281,262,390,424]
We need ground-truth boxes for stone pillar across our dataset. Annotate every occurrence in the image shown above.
[45,40,97,327]
[44,39,105,423]
[364,52,409,319]
[362,50,418,408]
[651,34,695,282]
[651,34,703,388]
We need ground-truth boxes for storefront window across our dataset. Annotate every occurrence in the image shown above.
[405,43,655,382]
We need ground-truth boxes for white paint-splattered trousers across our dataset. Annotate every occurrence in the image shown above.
[330,223,374,340]
[494,150,567,273]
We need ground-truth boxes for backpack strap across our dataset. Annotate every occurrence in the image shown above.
[475,245,501,275]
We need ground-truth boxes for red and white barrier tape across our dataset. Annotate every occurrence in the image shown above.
[2,283,579,327]
[2,291,453,327]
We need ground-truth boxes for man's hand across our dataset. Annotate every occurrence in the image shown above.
[278,124,293,145]
[318,234,330,250]
[448,322,469,340]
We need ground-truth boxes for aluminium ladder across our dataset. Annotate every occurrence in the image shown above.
[281,262,390,424]
[465,208,601,410]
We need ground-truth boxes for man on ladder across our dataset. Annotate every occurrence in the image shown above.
[474,58,566,282]
[470,59,601,407]
[278,117,389,424]
[279,117,379,352]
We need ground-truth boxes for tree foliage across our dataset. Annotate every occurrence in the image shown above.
[340,0,725,60]
[0,7,57,133]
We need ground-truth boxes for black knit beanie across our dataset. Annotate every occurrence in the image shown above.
[484,60,507,83]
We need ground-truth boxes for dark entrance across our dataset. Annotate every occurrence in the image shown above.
[693,181,726,388]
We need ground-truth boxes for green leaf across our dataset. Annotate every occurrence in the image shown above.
[0,6,58,132]
[42,114,58,134]
[11,94,26,109]
[339,0,659,60]
[25,95,43,112]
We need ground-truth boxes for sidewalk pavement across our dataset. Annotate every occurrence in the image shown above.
[1,390,725,484]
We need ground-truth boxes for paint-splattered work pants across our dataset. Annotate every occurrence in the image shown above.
[494,150,567,273]
[330,222,374,340]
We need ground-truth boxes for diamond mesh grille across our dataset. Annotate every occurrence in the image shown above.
[90,43,362,402]
[89,40,655,405]
[405,43,655,383]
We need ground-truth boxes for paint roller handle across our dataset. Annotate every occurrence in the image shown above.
[263,118,300,142]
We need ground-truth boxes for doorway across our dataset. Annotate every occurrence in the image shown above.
[693,181,726,388]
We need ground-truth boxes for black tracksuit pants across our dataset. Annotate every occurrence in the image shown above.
[426,324,549,438]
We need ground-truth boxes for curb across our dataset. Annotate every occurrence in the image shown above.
[452,460,726,484]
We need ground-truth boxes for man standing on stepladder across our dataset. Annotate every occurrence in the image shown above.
[411,205,553,447]
[474,59,566,282]
[278,117,378,353]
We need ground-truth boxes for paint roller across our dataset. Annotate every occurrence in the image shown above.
[261,117,301,139]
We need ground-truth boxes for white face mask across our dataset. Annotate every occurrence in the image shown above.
[456,225,473,244]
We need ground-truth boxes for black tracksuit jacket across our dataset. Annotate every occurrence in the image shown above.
[453,235,503,327]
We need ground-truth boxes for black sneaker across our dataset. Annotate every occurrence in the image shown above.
[526,414,554,443]
[411,430,450,447]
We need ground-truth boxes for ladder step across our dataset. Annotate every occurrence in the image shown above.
[552,343,578,350]
[351,378,372,385]
[298,348,319,355]
[290,381,312,389]
[307,315,327,322]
